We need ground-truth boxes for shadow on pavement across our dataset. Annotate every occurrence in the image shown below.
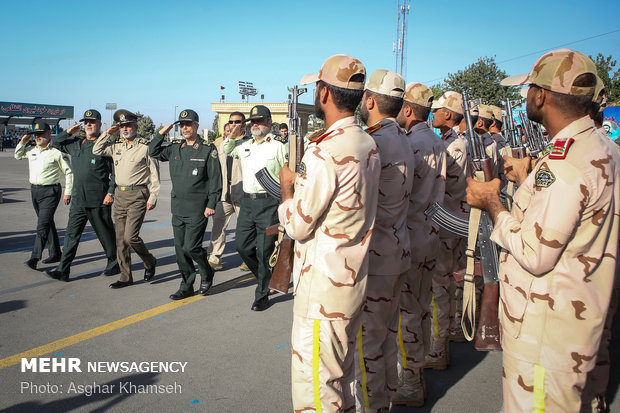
[0,372,159,413]
[0,299,27,314]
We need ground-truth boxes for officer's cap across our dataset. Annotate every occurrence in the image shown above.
[80,109,102,122]
[113,109,140,125]
[431,91,463,115]
[501,48,597,96]
[174,109,199,124]
[26,121,51,135]
[403,82,434,107]
[365,69,405,98]
[300,54,366,90]
[246,105,271,121]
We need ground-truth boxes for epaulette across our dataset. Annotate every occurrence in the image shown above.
[274,135,288,144]
[314,129,336,144]
[137,138,149,145]
[170,139,183,144]
[114,137,125,143]
[365,123,384,135]
[548,138,574,160]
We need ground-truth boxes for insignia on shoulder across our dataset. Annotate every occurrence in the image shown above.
[274,135,287,144]
[549,138,575,160]
[298,162,306,175]
[266,136,271,142]
[365,123,384,135]
[137,138,149,145]
[535,168,555,188]
[211,149,218,158]
[115,137,125,143]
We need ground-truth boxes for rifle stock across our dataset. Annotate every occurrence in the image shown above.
[475,283,501,351]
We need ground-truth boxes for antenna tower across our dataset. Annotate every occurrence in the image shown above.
[394,0,411,76]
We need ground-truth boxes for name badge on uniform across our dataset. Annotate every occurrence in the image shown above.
[192,168,198,176]
[116,152,122,156]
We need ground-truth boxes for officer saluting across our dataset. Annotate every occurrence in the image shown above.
[93,109,160,289]
[46,109,119,281]
[149,110,222,300]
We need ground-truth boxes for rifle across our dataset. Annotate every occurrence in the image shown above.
[504,98,527,159]
[461,92,502,351]
[256,86,307,294]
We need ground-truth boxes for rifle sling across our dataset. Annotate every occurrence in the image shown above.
[462,170,484,341]
[269,225,286,267]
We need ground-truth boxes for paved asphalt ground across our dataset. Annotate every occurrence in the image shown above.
[0,149,618,413]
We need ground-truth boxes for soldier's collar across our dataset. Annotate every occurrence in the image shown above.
[548,116,595,147]
[252,133,274,144]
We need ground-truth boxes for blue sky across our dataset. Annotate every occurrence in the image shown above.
[2,0,619,129]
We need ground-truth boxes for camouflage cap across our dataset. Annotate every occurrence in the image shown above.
[431,91,463,115]
[593,74,607,111]
[113,109,139,125]
[80,109,101,122]
[174,109,199,124]
[489,105,504,122]
[403,82,434,107]
[500,48,597,96]
[476,104,494,120]
[26,121,51,134]
[300,54,366,90]
[365,69,405,98]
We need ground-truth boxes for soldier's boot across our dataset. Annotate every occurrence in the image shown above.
[424,337,449,370]
[391,368,426,407]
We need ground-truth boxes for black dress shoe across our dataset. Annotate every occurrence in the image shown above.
[102,265,120,276]
[45,269,69,282]
[197,280,213,296]
[42,255,61,264]
[144,259,157,281]
[109,280,133,289]
[25,258,38,270]
[251,296,270,311]
[169,289,194,300]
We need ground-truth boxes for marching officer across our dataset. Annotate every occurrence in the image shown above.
[222,105,287,311]
[15,121,73,270]
[149,109,222,300]
[93,109,160,289]
[46,109,119,281]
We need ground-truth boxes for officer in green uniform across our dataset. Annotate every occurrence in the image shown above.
[149,110,222,300]
[223,105,288,311]
[46,110,119,281]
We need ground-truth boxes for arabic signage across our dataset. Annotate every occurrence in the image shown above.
[0,102,74,119]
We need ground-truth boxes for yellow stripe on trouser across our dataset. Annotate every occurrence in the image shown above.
[533,364,545,412]
[356,323,370,407]
[431,296,439,338]
[397,313,408,369]
[313,319,323,413]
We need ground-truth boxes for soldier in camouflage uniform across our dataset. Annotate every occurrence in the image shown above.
[426,91,470,369]
[489,105,509,151]
[467,48,620,412]
[474,104,501,179]
[353,70,413,412]
[278,54,381,413]
[393,82,447,407]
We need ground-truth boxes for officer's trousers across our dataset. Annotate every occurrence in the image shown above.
[172,214,213,292]
[235,196,278,301]
[57,203,117,274]
[113,187,156,282]
[30,184,61,260]
[431,238,465,338]
[208,200,240,265]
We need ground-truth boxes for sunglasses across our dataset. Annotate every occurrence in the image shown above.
[228,120,243,124]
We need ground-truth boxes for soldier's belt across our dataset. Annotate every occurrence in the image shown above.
[243,192,269,199]
[31,183,61,188]
[116,184,148,191]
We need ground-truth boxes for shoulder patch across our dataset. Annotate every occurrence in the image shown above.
[211,149,218,158]
[137,138,149,145]
[274,135,288,144]
[365,123,384,135]
[535,168,555,188]
[548,138,575,160]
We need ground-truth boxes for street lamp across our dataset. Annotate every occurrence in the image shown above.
[174,105,179,137]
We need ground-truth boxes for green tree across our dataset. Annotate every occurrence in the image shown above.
[443,56,520,106]
[590,53,620,105]
[431,83,446,99]
[136,112,155,139]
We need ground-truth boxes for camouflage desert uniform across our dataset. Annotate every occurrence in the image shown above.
[431,127,469,347]
[397,120,446,382]
[278,116,381,413]
[354,118,414,412]
[481,131,501,179]
[491,116,619,412]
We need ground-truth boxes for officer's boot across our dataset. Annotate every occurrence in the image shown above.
[424,337,449,370]
[391,367,426,407]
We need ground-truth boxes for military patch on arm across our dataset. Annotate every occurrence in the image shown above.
[211,148,218,158]
[535,168,555,188]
